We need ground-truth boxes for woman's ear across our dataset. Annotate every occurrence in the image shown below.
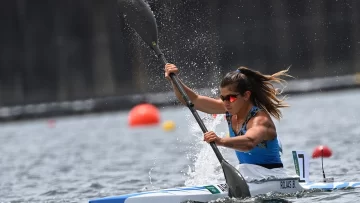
[244,91,251,101]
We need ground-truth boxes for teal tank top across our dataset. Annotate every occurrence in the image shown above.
[226,106,283,167]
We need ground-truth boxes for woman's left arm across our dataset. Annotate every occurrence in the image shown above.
[219,116,275,151]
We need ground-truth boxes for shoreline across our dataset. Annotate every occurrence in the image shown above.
[0,74,359,122]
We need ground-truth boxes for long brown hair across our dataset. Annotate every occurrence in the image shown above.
[220,66,292,120]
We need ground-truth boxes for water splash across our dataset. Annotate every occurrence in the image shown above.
[141,159,161,192]
[148,167,154,185]
[184,113,232,186]
[125,0,223,93]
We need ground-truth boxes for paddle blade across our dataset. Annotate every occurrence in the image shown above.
[221,160,251,198]
[118,0,159,49]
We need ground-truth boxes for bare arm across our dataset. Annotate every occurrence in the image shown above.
[170,80,225,114]
[219,115,276,151]
[165,63,225,114]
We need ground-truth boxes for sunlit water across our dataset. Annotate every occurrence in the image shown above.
[1,89,360,203]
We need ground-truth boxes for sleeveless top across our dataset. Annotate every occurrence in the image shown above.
[226,106,283,168]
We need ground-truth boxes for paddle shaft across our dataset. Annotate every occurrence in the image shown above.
[153,46,224,163]
[117,0,251,197]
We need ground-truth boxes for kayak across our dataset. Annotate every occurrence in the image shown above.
[89,151,360,203]
[89,181,360,203]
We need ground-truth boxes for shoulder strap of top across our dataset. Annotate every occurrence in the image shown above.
[239,106,260,135]
[226,107,261,136]
[225,111,231,126]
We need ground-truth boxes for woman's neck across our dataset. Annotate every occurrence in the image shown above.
[236,102,254,121]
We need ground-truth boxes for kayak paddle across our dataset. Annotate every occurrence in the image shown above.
[117,0,251,198]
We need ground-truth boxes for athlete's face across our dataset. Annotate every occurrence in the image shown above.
[219,88,243,114]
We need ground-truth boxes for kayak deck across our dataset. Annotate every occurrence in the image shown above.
[301,181,360,190]
[89,186,226,203]
[89,181,360,203]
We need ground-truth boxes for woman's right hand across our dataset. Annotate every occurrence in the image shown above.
[164,63,179,81]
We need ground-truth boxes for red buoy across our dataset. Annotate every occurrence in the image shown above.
[128,103,160,127]
[312,145,332,158]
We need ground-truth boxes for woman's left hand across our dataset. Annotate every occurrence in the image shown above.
[204,131,222,145]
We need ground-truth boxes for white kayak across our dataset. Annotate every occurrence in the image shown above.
[89,181,360,203]
[89,151,360,203]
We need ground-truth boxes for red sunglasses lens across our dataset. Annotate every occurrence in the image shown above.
[229,96,237,102]
[220,94,238,102]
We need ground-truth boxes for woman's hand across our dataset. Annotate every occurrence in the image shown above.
[204,131,223,145]
[164,63,179,81]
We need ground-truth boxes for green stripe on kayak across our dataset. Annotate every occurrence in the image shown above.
[204,185,221,194]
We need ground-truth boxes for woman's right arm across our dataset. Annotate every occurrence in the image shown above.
[165,63,226,114]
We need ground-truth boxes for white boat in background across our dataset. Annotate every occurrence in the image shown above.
[89,151,360,203]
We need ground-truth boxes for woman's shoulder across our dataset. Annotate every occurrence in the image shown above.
[249,110,275,126]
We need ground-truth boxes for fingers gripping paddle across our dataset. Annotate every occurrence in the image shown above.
[117,0,251,198]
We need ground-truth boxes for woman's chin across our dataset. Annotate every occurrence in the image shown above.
[226,109,236,114]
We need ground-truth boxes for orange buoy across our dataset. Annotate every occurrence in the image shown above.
[128,103,160,127]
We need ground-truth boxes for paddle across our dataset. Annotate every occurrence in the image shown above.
[117,0,251,198]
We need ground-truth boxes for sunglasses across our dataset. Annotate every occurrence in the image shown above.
[220,94,240,102]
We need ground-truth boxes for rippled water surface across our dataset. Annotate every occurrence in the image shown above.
[1,89,360,203]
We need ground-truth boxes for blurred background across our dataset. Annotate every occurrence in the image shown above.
[0,0,359,120]
[1,1,360,203]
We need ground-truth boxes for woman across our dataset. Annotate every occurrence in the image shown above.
[164,63,291,169]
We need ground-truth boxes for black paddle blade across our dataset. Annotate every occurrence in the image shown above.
[221,160,251,198]
[117,0,159,49]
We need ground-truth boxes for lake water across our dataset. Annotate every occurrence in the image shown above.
[1,89,360,203]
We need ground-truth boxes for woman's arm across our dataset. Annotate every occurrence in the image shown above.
[165,64,226,114]
[219,115,276,151]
